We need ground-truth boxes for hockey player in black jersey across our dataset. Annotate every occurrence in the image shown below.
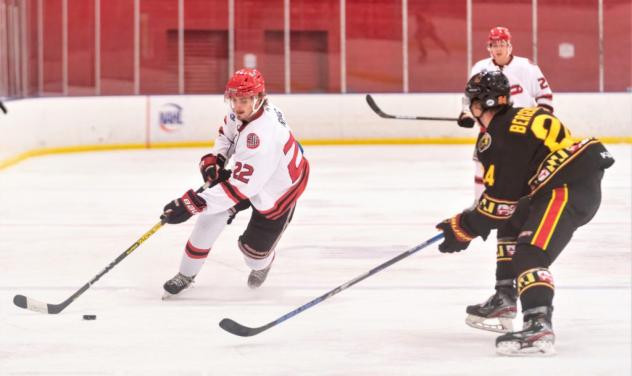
[435,70,614,356]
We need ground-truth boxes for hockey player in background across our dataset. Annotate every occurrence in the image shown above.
[457,26,556,335]
[435,70,614,355]
[160,68,309,297]
[458,26,553,129]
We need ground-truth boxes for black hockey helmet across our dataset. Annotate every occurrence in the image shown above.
[465,70,510,110]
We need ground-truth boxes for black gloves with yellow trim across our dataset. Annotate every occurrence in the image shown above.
[435,213,477,253]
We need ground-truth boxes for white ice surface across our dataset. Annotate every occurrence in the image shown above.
[0,145,630,375]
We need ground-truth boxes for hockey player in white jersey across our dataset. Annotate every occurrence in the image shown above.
[458,26,553,130]
[457,27,555,334]
[160,68,309,297]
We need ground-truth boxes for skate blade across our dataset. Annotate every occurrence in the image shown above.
[161,291,175,300]
[496,340,556,357]
[161,285,194,300]
[466,315,513,333]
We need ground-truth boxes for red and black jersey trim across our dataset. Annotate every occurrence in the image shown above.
[221,180,248,204]
[260,159,310,220]
[185,241,210,259]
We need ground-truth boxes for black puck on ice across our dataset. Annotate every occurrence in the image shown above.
[82,314,97,320]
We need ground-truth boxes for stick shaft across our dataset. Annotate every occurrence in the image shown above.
[13,180,218,314]
[219,233,444,336]
[366,94,457,122]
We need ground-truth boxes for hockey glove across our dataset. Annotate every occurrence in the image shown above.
[199,153,226,183]
[435,214,475,253]
[227,199,251,225]
[457,112,475,128]
[161,189,207,224]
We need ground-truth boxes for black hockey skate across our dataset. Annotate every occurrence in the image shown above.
[496,306,555,356]
[247,264,272,289]
[162,273,195,299]
[466,281,517,333]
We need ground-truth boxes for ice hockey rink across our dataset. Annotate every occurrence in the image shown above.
[1,145,630,375]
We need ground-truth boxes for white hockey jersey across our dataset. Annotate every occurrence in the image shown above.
[198,102,309,220]
[466,55,553,111]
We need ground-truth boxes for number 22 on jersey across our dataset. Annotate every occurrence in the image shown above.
[233,162,254,183]
[233,132,305,185]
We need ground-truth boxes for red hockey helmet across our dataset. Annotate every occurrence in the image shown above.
[224,68,266,99]
[488,27,511,44]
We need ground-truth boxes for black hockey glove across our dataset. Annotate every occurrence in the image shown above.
[457,112,475,128]
[227,199,251,225]
[199,153,226,183]
[435,214,475,253]
[161,189,207,224]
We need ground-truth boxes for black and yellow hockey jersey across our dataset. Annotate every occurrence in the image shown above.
[461,106,615,238]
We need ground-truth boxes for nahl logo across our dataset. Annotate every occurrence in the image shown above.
[159,103,184,132]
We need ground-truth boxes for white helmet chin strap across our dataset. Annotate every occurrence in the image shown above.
[228,95,265,119]
[252,95,265,113]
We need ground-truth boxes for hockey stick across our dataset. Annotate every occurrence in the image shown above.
[0,101,7,114]
[13,220,166,314]
[219,232,444,337]
[12,177,225,314]
[366,94,457,122]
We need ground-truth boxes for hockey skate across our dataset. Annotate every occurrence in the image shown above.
[496,306,555,356]
[247,264,272,289]
[162,273,195,299]
[466,286,517,333]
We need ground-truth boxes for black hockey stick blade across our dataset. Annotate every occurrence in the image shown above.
[366,94,457,122]
[13,294,66,314]
[0,101,7,114]
[366,94,396,119]
[219,233,444,337]
[219,319,274,337]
